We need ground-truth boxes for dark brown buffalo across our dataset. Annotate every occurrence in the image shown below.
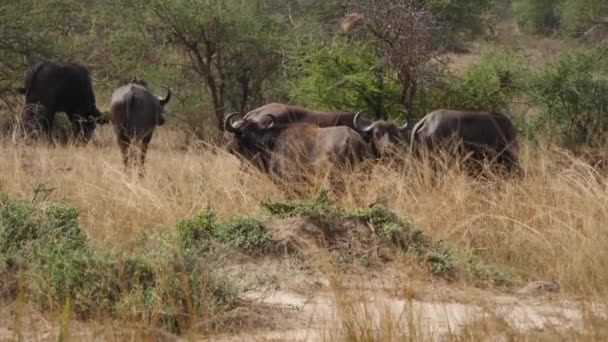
[230,103,371,129]
[225,112,370,187]
[18,60,108,143]
[411,109,519,172]
[109,78,171,176]
[354,109,520,173]
[352,111,410,157]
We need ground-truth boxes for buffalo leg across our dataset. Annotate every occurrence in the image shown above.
[117,133,131,172]
[70,117,82,144]
[138,133,153,178]
[46,111,56,145]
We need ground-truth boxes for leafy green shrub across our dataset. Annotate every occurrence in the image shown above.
[532,45,608,147]
[0,195,117,315]
[0,195,238,334]
[175,209,272,255]
[346,206,410,244]
[288,39,403,119]
[512,0,561,35]
[559,0,608,37]
[433,47,531,112]
[214,216,273,254]
[263,190,337,219]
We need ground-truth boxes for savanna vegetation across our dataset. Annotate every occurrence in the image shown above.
[1,0,608,340]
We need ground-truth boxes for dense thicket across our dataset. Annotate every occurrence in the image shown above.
[0,0,606,146]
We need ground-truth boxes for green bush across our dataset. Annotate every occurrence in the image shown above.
[512,0,561,35]
[288,38,403,119]
[433,47,531,112]
[559,0,608,37]
[176,210,272,255]
[0,195,238,334]
[532,45,608,147]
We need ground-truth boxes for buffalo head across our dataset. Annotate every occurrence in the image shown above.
[225,112,278,172]
[353,111,411,157]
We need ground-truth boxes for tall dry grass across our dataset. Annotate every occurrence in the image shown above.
[1,124,608,298]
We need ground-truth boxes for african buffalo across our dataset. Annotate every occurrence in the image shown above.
[353,109,520,173]
[411,109,520,172]
[224,112,371,189]
[230,103,372,129]
[18,60,107,143]
[109,77,171,176]
[352,111,411,158]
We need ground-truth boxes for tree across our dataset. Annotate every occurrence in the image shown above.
[288,39,403,119]
[141,0,286,131]
[357,0,445,115]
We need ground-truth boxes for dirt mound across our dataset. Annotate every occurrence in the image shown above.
[265,216,396,265]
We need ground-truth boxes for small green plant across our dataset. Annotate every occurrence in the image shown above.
[213,216,273,254]
[262,190,337,218]
[176,210,215,251]
[175,209,272,255]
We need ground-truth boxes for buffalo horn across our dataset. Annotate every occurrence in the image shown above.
[158,88,172,106]
[224,112,242,133]
[399,109,412,132]
[263,114,275,129]
[353,110,374,133]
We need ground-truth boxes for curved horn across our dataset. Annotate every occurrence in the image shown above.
[224,112,241,133]
[353,110,374,133]
[263,114,275,129]
[399,109,412,132]
[158,88,172,106]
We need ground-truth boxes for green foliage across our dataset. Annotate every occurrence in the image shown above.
[0,195,238,333]
[424,0,498,48]
[559,0,608,37]
[214,216,273,254]
[176,211,215,251]
[263,193,512,285]
[288,39,403,119]
[434,47,531,112]
[512,0,561,35]
[263,190,337,218]
[532,45,608,147]
[176,209,272,255]
[346,206,410,243]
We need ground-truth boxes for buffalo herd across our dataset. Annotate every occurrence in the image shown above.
[16,60,521,182]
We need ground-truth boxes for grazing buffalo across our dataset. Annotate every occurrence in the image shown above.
[411,109,520,173]
[353,109,520,173]
[224,112,371,189]
[230,103,372,129]
[352,111,411,158]
[18,60,107,143]
[109,77,171,176]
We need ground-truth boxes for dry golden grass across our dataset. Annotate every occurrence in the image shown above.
[2,123,608,340]
[2,125,608,296]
